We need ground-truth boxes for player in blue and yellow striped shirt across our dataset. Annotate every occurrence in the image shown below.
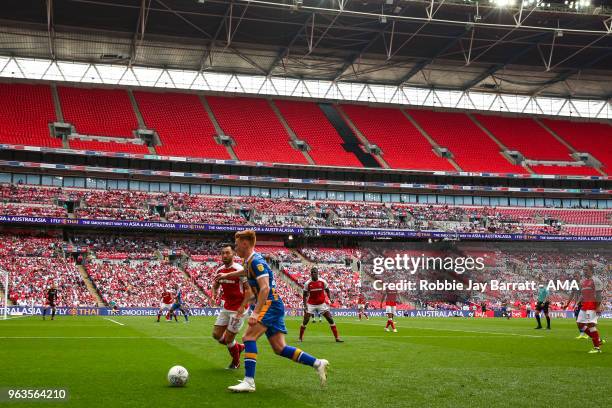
[219,230,329,393]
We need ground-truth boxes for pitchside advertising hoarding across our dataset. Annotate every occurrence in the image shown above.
[5,306,609,318]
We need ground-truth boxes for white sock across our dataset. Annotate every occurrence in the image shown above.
[244,377,255,384]
[313,359,321,368]
[227,340,236,348]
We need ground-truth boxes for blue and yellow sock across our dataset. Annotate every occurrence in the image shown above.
[244,340,257,379]
[280,345,317,367]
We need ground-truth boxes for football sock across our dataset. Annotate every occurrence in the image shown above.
[545,316,550,329]
[330,324,339,339]
[587,327,601,347]
[280,346,316,367]
[535,314,541,327]
[244,340,257,379]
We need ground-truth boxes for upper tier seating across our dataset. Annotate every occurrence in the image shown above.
[0,83,61,147]
[134,91,231,159]
[473,114,573,161]
[206,95,308,164]
[273,100,363,167]
[408,109,527,173]
[58,86,138,138]
[541,119,612,171]
[340,104,455,171]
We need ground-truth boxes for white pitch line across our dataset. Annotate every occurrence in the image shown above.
[0,315,30,321]
[341,320,544,338]
[104,317,125,326]
[0,334,518,340]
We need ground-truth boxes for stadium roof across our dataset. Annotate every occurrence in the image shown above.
[0,0,611,100]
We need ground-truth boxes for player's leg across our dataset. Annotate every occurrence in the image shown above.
[225,313,247,369]
[583,310,602,353]
[181,306,189,322]
[322,310,342,342]
[213,309,232,359]
[299,312,312,342]
[534,304,542,329]
[212,325,227,343]
[51,305,56,320]
[544,303,550,329]
[42,305,47,320]
[157,305,167,322]
[575,309,587,338]
[228,322,267,392]
[268,332,329,386]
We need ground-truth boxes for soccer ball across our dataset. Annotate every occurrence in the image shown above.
[167,365,189,387]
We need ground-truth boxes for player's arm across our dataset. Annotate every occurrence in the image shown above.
[595,278,604,313]
[211,280,220,304]
[302,289,309,309]
[325,287,333,304]
[214,268,246,282]
[236,280,254,318]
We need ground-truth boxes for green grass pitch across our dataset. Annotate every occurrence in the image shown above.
[1,315,611,407]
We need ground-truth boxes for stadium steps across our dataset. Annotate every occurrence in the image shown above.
[401,110,463,172]
[127,90,146,128]
[50,84,65,122]
[77,265,106,307]
[268,100,316,165]
[467,113,534,174]
[179,262,211,302]
[199,95,239,161]
[126,90,158,155]
[273,260,304,294]
[319,104,384,168]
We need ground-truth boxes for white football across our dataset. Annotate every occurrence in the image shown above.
[167,365,189,387]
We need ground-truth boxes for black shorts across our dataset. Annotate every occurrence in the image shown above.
[48,301,56,308]
[536,301,549,313]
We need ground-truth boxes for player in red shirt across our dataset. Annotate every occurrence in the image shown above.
[156,287,174,322]
[212,245,254,368]
[381,289,398,332]
[299,267,343,343]
[564,264,605,353]
[357,291,369,321]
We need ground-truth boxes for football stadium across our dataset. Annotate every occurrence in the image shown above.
[0,0,611,406]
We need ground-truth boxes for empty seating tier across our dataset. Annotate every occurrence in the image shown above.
[134,91,231,159]
[340,104,455,171]
[206,95,308,164]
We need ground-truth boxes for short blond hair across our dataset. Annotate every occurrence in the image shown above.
[235,229,257,246]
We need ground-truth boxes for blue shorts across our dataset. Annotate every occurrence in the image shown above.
[170,303,182,311]
[258,300,287,338]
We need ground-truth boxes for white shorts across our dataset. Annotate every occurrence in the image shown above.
[385,306,397,314]
[358,304,365,310]
[215,309,248,334]
[307,303,330,315]
[577,310,598,324]
[159,302,172,311]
